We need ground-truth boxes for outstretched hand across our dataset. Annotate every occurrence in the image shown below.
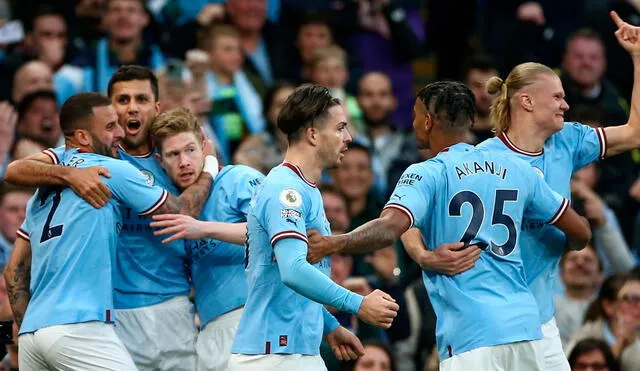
[611,11,640,55]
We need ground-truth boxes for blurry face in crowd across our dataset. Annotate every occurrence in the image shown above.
[110,79,160,152]
[311,57,348,89]
[354,344,392,371]
[330,254,353,284]
[572,349,609,371]
[157,132,205,190]
[225,0,266,34]
[210,35,244,76]
[465,68,498,117]
[616,280,640,325]
[561,246,602,292]
[0,191,31,242]
[524,73,569,133]
[322,191,350,233]
[18,96,61,147]
[333,148,373,204]
[104,0,149,42]
[12,61,54,104]
[315,105,352,169]
[267,86,294,127]
[31,14,67,51]
[357,72,396,126]
[85,105,124,158]
[297,23,332,63]
[562,36,606,90]
[572,163,599,189]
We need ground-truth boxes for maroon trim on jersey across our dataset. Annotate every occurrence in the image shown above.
[139,190,168,216]
[270,230,308,247]
[282,162,317,188]
[548,198,570,225]
[43,149,60,164]
[16,228,29,241]
[498,133,543,157]
[384,203,415,228]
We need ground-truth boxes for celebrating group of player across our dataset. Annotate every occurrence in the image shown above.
[2,9,640,371]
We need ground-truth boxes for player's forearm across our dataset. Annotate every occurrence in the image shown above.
[4,159,70,186]
[202,221,247,245]
[322,307,340,336]
[156,173,213,216]
[275,240,364,314]
[4,240,32,328]
[400,228,429,265]
[338,217,403,255]
[607,55,640,157]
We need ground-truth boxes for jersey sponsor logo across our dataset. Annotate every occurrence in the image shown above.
[279,189,302,208]
[139,170,155,186]
[397,173,422,186]
[280,209,301,226]
[249,177,262,188]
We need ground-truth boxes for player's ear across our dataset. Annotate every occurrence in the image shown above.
[75,130,90,146]
[424,112,434,131]
[155,153,164,168]
[306,126,318,146]
[519,93,534,112]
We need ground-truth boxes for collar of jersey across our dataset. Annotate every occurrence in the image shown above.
[282,161,317,188]
[118,144,154,158]
[498,133,544,156]
[440,142,472,154]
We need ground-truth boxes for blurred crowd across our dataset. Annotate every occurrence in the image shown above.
[1,0,640,370]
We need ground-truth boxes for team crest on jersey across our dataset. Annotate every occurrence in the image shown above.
[279,189,302,208]
[532,167,545,178]
[139,170,155,186]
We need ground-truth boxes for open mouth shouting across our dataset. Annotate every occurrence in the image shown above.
[126,120,143,136]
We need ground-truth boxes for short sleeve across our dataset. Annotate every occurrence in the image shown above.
[264,186,308,247]
[565,122,607,171]
[105,160,168,215]
[230,166,265,216]
[523,166,569,225]
[42,146,66,164]
[16,218,30,241]
[384,163,437,228]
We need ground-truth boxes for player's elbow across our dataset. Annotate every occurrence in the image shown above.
[570,217,592,250]
[3,161,20,184]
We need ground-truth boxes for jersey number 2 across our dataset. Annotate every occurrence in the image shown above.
[448,189,518,256]
[40,189,64,243]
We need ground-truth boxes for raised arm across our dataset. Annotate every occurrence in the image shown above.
[4,151,112,208]
[602,12,640,157]
[4,237,32,328]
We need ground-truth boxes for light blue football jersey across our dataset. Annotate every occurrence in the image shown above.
[189,165,264,329]
[232,162,356,355]
[18,148,168,335]
[477,123,605,323]
[49,146,191,308]
[386,143,569,360]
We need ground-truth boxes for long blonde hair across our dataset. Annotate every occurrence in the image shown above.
[487,62,556,135]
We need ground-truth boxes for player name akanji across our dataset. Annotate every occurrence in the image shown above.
[455,161,507,181]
